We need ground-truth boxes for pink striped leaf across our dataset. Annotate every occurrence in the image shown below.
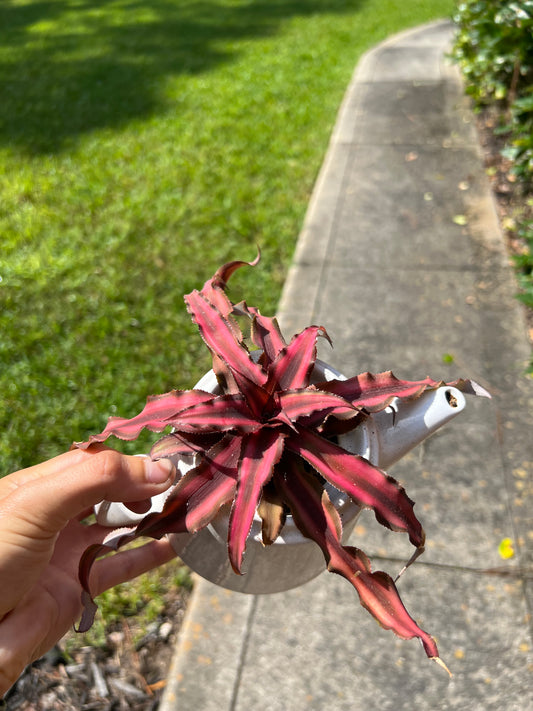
[138,435,241,538]
[186,288,273,416]
[201,279,238,324]
[185,289,267,388]
[196,252,264,356]
[345,559,442,661]
[170,394,260,433]
[315,371,439,412]
[275,388,357,425]
[250,312,287,362]
[316,371,489,412]
[200,282,245,346]
[201,279,237,321]
[266,326,331,392]
[77,390,216,446]
[227,429,286,573]
[285,426,424,548]
[277,462,441,662]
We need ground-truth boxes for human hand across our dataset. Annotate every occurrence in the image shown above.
[0,446,176,696]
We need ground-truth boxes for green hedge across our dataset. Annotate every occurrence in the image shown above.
[453,1,533,319]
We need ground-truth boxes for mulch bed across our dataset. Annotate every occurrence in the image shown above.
[474,105,533,341]
[3,584,191,711]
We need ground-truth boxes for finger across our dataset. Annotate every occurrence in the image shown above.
[92,538,177,595]
[0,449,175,535]
[0,445,113,495]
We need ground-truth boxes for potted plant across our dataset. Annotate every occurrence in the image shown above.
[75,255,489,670]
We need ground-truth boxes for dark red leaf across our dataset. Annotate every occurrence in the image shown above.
[316,371,489,412]
[266,326,331,392]
[150,431,223,460]
[138,435,241,538]
[250,313,287,362]
[210,251,261,291]
[230,300,287,364]
[275,388,356,425]
[275,458,344,545]
[185,289,267,388]
[277,461,441,662]
[197,252,261,322]
[312,410,368,438]
[77,527,138,632]
[170,394,260,433]
[76,390,216,446]
[228,429,286,573]
[76,435,240,632]
[286,427,424,547]
[210,352,240,395]
[230,369,275,419]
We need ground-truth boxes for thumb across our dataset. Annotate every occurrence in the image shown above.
[0,447,175,538]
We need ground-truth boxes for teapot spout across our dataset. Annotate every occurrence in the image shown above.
[357,386,466,470]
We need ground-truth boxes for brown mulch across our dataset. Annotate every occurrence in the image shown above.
[474,105,533,342]
[3,578,191,711]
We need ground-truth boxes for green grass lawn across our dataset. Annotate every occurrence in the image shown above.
[0,0,455,474]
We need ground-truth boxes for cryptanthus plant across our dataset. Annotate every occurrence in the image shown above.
[76,256,489,670]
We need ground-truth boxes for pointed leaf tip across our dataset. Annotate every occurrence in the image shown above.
[211,250,261,289]
[433,656,452,677]
[466,379,491,399]
[76,591,98,633]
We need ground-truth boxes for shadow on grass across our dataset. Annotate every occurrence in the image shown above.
[0,0,365,154]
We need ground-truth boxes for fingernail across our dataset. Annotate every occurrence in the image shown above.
[146,458,175,484]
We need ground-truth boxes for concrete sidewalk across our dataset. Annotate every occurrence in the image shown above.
[161,21,533,711]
